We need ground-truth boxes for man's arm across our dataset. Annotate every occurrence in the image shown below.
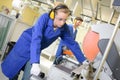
[60,24,86,63]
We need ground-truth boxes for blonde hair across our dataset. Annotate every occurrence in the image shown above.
[49,3,71,19]
[54,3,71,15]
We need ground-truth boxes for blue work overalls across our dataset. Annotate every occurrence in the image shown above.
[55,24,78,57]
[1,13,86,78]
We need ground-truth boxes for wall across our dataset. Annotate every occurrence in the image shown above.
[21,6,40,26]
[0,0,40,26]
[10,20,31,42]
[75,25,90,48]
[0,0,13,11]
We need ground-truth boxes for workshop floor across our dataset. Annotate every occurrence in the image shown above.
[0,54,54,80]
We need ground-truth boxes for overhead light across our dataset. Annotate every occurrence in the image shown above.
[12,0,24,10]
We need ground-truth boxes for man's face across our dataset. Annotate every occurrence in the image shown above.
[53,11,69,28]
[74,20,82,28]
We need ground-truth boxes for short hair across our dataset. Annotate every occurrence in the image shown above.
[75,17,83,22]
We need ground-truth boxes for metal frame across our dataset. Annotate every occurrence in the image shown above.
[93,14,120,80]
[0,13,16,60]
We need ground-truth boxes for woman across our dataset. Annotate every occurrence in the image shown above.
[1,3,86,80]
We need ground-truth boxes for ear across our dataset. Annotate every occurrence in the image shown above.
[49,10,55,19]
[73,19,77,24]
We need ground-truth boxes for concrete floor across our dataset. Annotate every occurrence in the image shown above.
[0,62,9,80]
[0,54,53,80]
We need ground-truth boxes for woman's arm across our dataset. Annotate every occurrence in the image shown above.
[30,13,49,64]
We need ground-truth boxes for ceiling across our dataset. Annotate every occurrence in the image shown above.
[32,0,120,25]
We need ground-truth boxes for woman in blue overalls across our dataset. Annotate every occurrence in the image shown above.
[1,4,86,80]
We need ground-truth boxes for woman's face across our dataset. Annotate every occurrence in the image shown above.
[53,10,69,28]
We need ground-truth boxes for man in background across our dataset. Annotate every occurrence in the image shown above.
[54,17,83,64]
